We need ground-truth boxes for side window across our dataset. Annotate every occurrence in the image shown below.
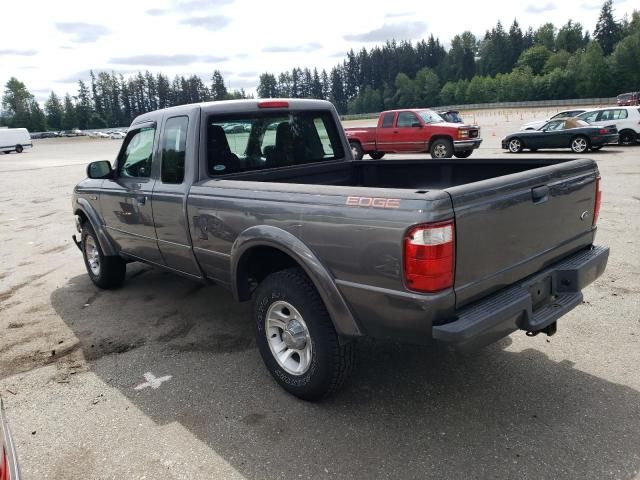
[381,113,395,128]
[579,111,599,123]
[397,112,420,128]
[616,109,628,119]
[600,110,614,121]
[161,116,188,184]
[545,120,563,131]
[118,127,155,178]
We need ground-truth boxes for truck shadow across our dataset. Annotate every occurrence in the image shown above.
[51,265,640,480]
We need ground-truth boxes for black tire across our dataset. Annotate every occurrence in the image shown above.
[430,138,453,158]
[349,141,364,160]
[529,148,538,152]
[369,151,385,160]
[453,150,473,159]
[81,222,126,289]
[570,135,590,154]
[252,268,354,401]
[619,130,637,145]
[507,137,524,153]
[15,145,23,153]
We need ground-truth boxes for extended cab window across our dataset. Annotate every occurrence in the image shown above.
[381,113,395,128]
[207,111,344,175]
[118,127,155,178]
[397,112,420,128]
[161,116,188,184]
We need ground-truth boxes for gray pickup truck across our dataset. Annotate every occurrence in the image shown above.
[72,99,609,400]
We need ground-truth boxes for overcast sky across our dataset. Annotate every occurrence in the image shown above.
[0,0,635,102]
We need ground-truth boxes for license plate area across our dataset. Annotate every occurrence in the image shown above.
[527,276,553,312]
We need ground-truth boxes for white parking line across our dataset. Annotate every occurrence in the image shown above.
[134,372,172,390]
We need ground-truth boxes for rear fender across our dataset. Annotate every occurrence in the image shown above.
[230,225,361,338]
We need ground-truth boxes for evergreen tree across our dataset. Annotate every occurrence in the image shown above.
[556,20,587,53]
[257,73,278,98]
[594,0,621,54]
[76,80,93,129]
[62,93,77,130]
[29,100,46,131]
[329,67,347,114]
[44,92,64,130]
[211,70,228,101]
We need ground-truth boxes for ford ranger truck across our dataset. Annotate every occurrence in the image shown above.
[344,108,481,160]
[72,99,608,400]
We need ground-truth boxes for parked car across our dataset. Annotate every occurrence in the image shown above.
[110,131,126,139]
[345,108,481,159]
[40,131,60,139]
[0,398,21,479]
[95,132,110,138]
[437,110,464,123]
[0,128,32,154]
[616,92,639,106]
[72,99,608,400]
[502,118,618,153]
[577,106,640,145]
[521,109,587,131]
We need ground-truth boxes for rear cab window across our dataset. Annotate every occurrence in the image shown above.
[161,116,188,184]
[206,110,345,176]
[381,113,395,128]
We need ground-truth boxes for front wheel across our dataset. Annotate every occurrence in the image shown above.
[570,136,589,153]
[430,139,453,158]
[369,151,385,160]
[507,138,523,153]
[252,268,354,401]
[349,141,363,160]
[81,223,126,289]
[15,145,23,153]
[453,150,473,159]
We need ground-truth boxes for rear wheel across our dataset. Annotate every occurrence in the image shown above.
[570,135,589,153]
[453,150,473,159]
[508,138,523,153]
[369,151,385,160]
[15,145,23,153]
[349,141,363,160]
[252,268,354,400]
[430,139,453,159]
[81,223,126,289]
[619,130,637,145]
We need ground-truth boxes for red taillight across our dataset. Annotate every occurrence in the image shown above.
[593,176,601,226]
[598,128,608,134]
[258,100,289,108]
[404,220,455,293]
[1,446,8,480]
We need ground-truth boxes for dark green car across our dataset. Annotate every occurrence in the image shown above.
[502,118,619,153]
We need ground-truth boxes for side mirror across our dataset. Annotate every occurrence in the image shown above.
[87,160,113,179]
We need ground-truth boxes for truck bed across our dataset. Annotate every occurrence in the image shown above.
[196,157,599,312]
[221,158,569,190]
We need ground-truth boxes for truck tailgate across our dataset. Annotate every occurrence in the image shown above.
[447,159,599,308]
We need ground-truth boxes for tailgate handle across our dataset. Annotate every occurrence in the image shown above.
[531,186,549,204]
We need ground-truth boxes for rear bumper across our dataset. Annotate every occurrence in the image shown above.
[591,134,619,146]
[432,245,609,351]
[453,139,482,151]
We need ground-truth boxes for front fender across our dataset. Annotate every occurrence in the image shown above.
[74,197,118,256]
[230,225,361,338]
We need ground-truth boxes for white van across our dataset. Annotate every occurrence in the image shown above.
[0,128,32,153]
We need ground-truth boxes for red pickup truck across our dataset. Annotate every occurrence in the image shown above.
[345,108,482,159]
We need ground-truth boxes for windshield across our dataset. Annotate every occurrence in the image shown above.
[417,110,444,124]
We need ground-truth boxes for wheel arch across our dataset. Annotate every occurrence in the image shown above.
[231,225,361,337]
[74,197,118,256]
